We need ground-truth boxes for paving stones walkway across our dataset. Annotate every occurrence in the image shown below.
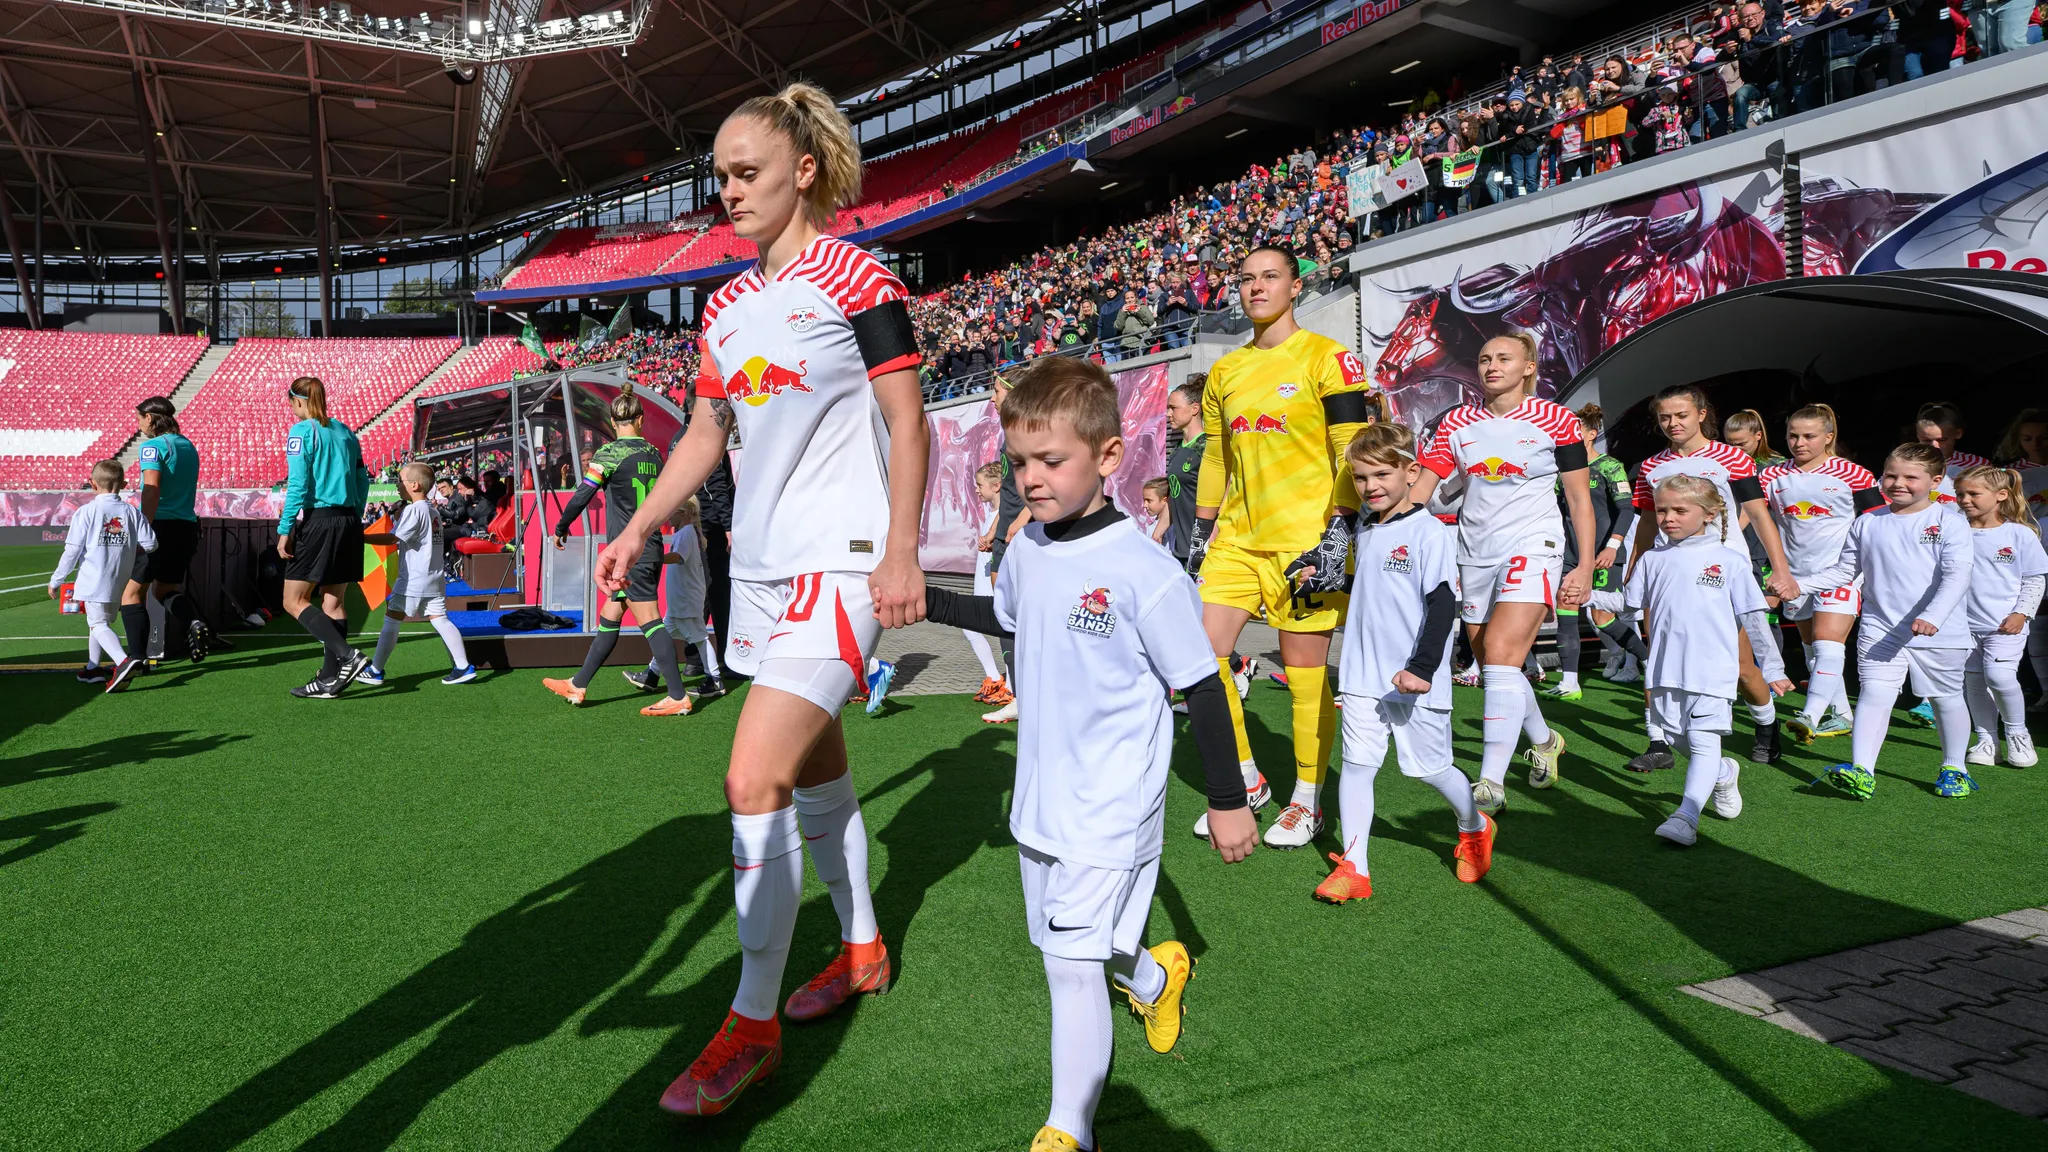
[1683,908,2048,1121]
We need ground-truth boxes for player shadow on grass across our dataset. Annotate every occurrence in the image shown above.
[0,730,248,790]
[140,812,736,1152]
[0,802,118,869]
[1094,1083,1221,1152]
[1368,764,1978,1151]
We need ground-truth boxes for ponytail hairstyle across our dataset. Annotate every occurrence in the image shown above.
[1652,383,1718,440]
[1786,402,1839,454]
[135,395,180,438]
[609,381,645,427]
[1915,400,1965,437]
[288,376,331,426]
[1994,407,2048,466]
[730,82,862,232]
[1576,402,1604,433]
[1883,441,1946,482]
[1955,464,2035,528]
[1654,473,1729,542]
[1723,408,1776,465]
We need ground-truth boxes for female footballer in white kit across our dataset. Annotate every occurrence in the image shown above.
[1764,404,1884,746]
[1408,333,1597,815]
[594,82,930,1118]
[1625,476,1790,846]
[1797,444,1976,800]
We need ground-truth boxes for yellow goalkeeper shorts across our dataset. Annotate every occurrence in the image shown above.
[1197,537,1345,633]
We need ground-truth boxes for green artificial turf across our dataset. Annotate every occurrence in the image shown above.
[4,550,2046,1150]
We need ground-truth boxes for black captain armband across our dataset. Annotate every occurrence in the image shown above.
[1323,390,1377,426]
[1853,487,1886,513]
[1553,440,1589,473]
[851,299,921,378]
[1730,475,1765,504]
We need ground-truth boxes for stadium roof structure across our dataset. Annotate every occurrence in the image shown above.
[0,0,1065,265]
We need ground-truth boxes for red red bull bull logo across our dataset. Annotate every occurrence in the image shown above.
[1697,563,1725,588]
[725,356,812,407]
[1384,543,1413,573]
[1228,413,1289,434]
[1995,545,2017,564]
[1781,501,1834,520]
[1067,586,1118,637]
[1465,456,1528,482]
[1923,524,1945,541]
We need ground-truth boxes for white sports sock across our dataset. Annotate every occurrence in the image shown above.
[1805,640,1847,724]
[1965,669,1998,741]
[85,603,126,667]
[1645,708,1667,745]
[1520,676,1553,745]
[730,807,803,1020]
[1289,779,1322,812]
[1850,677,1901,770]
[1338,756,1379,871]
[1981,651,2028,735]
[144,590,167,659]
[1043,953,1111,1149]
[430,615,470,668]
[1480,666,1526,786]
[1108,946,1166,1004]
[1931,693,1971,768]
[1748,699,1776,725]
[1801,642,1817,681]
[1676,730,1723,824]
[1556,671,1581,692]
[697,638,723,679]
[372,615,403,671]
[1422,767,1486,832]
[1239,758,1260,791]
[963,629,1003,681]
[792,773,878,946]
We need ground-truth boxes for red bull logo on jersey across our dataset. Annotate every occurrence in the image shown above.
[1781,501,1834,520]
[1923,524,1946,542]
[1697,563,1726,588]
[1228,413,1289,434]
[1384,543,1413,573]
[731,635,756,658]
[1995,545,2017,564]
[99,515,128,546]
[785,306,820,333]
[1067,587,1118,637]
[1276,382,1300,398]
[1466,457,1528,482]
[725,356,813,407]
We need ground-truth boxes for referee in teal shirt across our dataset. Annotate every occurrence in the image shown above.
[277,375,371,698]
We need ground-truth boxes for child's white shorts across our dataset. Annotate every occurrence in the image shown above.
[1648,687,1734,736]
[1019,844,1157,962]
[388,594,448,618]
[1340,695,1454,777]
[1966,629,2029,675]
[1857,643,1965,697]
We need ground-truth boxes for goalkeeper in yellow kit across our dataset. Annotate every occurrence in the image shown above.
[1184,244,1377,850]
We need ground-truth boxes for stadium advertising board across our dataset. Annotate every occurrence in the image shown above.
[1357,169,1785,433]
[919,362,1175,574]
[1799,91,2048,277]
[1321,0,1409,45]
[1107,96,1198,146]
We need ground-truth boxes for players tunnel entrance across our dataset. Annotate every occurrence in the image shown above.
[1556,270,2048,467]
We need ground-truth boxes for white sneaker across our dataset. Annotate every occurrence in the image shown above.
[1193,766,1269,838]
[1711,757,1743,819]
[1262,803,1323,848]
[1471,778,1506,814]
[981,699,1018,724]
[2006,730,2038,768]
[1654,814,1699,846]
[1233,657,1256,701]
[1601,651,1623,679]
[1966,735,1998,767]
[1609,656,1641,684]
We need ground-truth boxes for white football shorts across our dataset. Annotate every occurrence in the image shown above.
[1459,551,1561,624]
[1019,844,1158,962]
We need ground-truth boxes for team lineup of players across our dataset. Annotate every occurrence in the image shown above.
[564,86,2047,1149]
[49,83,2043,1150]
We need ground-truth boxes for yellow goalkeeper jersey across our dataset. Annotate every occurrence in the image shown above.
[1198,327,1372,553]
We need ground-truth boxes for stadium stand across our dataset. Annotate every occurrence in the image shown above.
[501,223,706,291]
[421,336,548,399]
[176,337,458,487]
[0,331,209,489]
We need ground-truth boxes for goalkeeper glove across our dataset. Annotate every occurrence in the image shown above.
[1184,516,1215,583]
[1284,512,1356,597]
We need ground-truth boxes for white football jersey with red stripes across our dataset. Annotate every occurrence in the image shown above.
[696,235,921,582]
[1761,456,1878,579]
[1633,441,1758,525]
[1419,397,1583,566]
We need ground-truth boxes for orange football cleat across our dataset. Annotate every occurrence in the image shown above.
[784,936,892,1022]
[641,694,692,717]
[542,677,586,706]
[1313,853,1373,903]
[1455,813,1496,883]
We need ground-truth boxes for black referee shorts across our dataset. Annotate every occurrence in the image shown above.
[285,508,365,586]
[612,536,665,603]
[135,518,199,586]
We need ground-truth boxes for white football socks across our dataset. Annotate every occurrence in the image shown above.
[963,628,1004,682]
[792,772,878,946]
[431,615,470,669]
[1043,953,1111,1149]
[1338,757,1379,871]
[1520,675,1553,744]
[1966,658,2027,739]
[1849,679,1900,770]
[1480,666,1526,786]
[1108,946,1166,1005]
[1804,640,1847,724]
[1748,699,1776,726]
[1289,780,1322,812]
[1675,730,1724,825]
[84,603,126,668]
[1932,693,1971,768]
[730,806,802,1020]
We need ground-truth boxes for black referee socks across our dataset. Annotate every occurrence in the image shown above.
[295,606,349,678]
[121,603,151,657]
